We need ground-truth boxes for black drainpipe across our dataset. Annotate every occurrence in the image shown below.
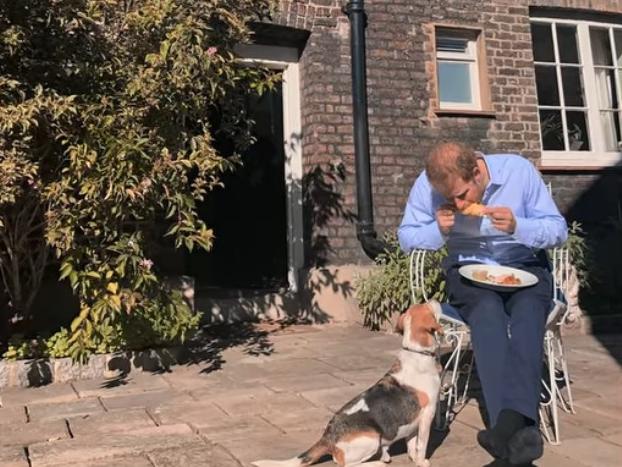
[344,0,387,260]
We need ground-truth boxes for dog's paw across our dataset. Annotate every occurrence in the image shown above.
[415,459,430,467]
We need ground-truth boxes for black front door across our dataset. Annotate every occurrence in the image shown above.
[189,85,289,291]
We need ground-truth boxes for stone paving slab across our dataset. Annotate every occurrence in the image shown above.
[211,391,316,417]
[548,436,622,466]
[223,358,339,382]
[27,397,104,422]
[261,372,353,393]
[62,456,154,467]
[315,353,394,371]
[0,383,78,407]
[197,415,284,443]
[219,431,320,467]
[150,400,229,426]
[148,443,243,467]
[100,389,194,411]
[67,408,155,436]
[0,446,29,467]
[0,405,27,425]
[0,419,69,446]
[603,431,622,446]
[72,374,171,398]
[190,384,275,401]
[28,424,198,467]
[0,326,620,467]
[299,384,368,412]
[259,406,333,437]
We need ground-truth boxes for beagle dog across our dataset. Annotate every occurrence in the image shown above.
[252,301,443,467]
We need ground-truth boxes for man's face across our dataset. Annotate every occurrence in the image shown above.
[435,166,486,211]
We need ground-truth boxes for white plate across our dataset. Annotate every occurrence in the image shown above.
[458,264,538,290]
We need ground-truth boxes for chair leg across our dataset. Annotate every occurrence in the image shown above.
[540,332,560,445]
[545,334,561,445]
[436,339,461,430]
[457,349,474,407]
[436,329,470,430]
[555,331,575,414]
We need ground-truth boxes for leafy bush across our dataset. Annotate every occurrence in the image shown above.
[564,221,590,287]
[0,0,278,360]
[355,234,447,331]
[356,224,589,331]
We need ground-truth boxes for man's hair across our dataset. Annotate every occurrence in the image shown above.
[425,142,478,187]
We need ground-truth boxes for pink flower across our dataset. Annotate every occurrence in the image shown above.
[139,259,154,271]
[207,46,218,57]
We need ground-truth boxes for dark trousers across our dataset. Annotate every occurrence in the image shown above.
[446,265,552,426]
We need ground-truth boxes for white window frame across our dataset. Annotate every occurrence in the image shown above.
[234,44,304,292]
[435,29,482,111]
[533,17,622,167]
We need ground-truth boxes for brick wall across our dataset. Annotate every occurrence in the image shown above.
[275,0,622,266]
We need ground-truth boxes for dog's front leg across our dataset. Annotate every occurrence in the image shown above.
[380,445,391,463]
[409,407,435,467]
[406,433,419,463]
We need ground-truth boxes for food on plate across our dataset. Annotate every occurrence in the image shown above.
[460,203,486,217]
[473,269,522,285]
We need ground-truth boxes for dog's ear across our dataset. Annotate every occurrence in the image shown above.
[395,311,407,334]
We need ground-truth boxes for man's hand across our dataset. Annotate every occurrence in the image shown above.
[484,206,517,234]
[436,204,456,235]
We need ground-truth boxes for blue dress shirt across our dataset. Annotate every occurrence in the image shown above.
[397,154,568,269]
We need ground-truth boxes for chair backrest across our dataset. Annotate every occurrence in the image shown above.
[409,249,429,304]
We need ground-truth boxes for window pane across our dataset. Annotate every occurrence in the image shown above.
[437,36,469,54]
[590,28,613,66]
[600,111,622,151]
[535,65,560,106]
[566,111,590,151]
[561,67,585,107]
[557,25,579,64]
[438,61,473,104]
[540,109,564,150]
[615,30,622,67]
[594,68,619,109]
[531,23,555,62]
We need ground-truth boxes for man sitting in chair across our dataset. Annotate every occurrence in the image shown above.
[397,142,568,466]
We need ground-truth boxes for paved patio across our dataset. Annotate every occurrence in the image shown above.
[0,323,620,467]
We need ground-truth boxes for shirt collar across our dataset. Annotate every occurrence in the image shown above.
[480,154,505,187]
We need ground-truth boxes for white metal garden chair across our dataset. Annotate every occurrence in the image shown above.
[409,247,575,445]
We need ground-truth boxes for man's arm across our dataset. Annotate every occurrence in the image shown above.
[512,163,568,249]
[398,176,446,253]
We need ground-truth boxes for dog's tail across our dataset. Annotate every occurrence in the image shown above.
[252,439,330,467]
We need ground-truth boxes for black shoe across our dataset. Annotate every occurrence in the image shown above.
[478,429,508,460]
[483,461,534,467]
[507,426,543,465]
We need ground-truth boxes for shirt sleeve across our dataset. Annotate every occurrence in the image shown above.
[512,162,568,249]
[397,175,446,253]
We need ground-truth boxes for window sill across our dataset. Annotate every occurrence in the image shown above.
[434,108,496,118]
[539,151,622,170]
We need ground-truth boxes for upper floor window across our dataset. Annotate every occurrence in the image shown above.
[435,27,488,112]
[531,18,622,167]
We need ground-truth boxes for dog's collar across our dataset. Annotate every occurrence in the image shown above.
[401,346,437,357]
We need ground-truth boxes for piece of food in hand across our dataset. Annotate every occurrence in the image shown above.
[460,203,486,217]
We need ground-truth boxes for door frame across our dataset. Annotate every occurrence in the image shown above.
[235,44,304,291]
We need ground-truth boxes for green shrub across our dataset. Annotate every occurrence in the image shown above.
[355,234,447,331]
